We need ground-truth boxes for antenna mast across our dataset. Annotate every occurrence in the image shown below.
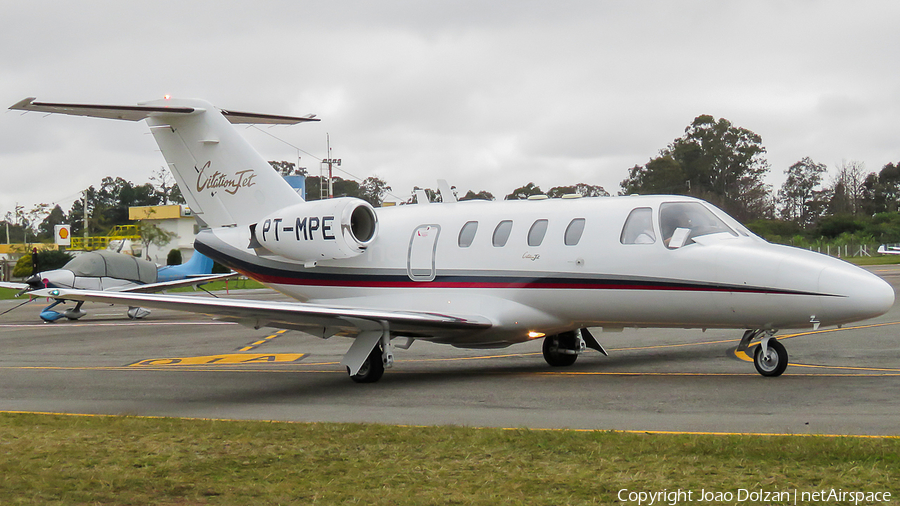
[320,133,341,199]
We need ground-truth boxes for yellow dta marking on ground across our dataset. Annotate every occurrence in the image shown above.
[129,353,305,367]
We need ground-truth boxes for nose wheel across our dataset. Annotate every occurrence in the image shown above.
[739,329,789,377]
[752,338,788,377]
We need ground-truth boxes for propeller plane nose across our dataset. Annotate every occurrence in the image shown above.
[24,274,44,290]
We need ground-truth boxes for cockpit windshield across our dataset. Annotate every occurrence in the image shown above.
[659,202,737,249]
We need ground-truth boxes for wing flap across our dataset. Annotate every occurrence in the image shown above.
[32,288,492,338]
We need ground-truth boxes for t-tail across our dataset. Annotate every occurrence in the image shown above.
[11,97,379,268]
[10,97,319,229]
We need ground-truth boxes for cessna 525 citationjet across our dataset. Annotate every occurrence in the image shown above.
[11,97,895,383]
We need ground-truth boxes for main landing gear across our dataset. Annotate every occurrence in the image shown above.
[350,343,386,383]
[541,329,608,367]
[739,329,789,377]
[40,300,86,322]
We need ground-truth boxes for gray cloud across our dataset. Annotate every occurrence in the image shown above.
[2,0,899,214]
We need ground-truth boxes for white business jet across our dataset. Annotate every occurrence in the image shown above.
[11,97,895,382]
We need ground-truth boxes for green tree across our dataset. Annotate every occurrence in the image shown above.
[137,221,177,261]
[504,182,544,200]
[857,161,900,215]
[358,176,391,207]
[12,254,34,278]
[409,187,439,204]
[37,205,67,241]
[547,184,609,198]
[459,190,495,201]
[34,250,73,272]
[621,156,687,195]
[150,168,185,205]
[166,249,183,266]
[305,176,366,201]
[826,161,869,216]
[621,115,772,221]
[777,157,827,226]
[269,160,307,176]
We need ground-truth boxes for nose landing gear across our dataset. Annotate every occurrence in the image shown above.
[739,329,789,377]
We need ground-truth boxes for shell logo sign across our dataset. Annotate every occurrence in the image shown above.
[54,224,71,246]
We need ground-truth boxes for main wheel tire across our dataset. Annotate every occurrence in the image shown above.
[753,339,788,377]
[542,334,578,367]
[350,344,385,383]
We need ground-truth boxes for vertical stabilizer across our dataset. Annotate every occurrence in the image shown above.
[142,98,304,228]
[156,251,215,282]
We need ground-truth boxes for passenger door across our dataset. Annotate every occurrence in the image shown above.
[407,225,440,281]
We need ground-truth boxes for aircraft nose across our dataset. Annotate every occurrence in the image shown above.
[24,274,44,290]
[819,265,895,323]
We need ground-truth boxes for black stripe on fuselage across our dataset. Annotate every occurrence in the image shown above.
[195,241,841,298]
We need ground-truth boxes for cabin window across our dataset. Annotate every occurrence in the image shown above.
[659,202,737,249]
[620,207,656,245]
[492,220,513,247]
[527,219,549,247]
[458,221,478,248]
[564,218,586,246]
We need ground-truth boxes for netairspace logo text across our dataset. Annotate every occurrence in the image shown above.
[618,488,892,505]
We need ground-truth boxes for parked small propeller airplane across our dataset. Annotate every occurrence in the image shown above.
[0,250,235,322]
[877,244,900,255]
[10,97,895,382]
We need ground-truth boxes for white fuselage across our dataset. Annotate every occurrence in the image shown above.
[197,195,895,348]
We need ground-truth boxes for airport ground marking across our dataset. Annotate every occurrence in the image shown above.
[236,329,288,352]
[128,352,305,367]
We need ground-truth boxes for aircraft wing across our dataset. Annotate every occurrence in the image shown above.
[0,282,29,291]
[117,272,240,294]
[31,288,493,338]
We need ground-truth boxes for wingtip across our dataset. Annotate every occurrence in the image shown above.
[9,97,36,111]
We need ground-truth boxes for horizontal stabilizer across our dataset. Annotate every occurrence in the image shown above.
[10,98,320,125]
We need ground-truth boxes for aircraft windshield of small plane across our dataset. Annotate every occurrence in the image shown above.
[620,207,656,245]
[659,202,737,249]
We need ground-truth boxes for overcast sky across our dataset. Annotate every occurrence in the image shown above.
[2,1,899,219]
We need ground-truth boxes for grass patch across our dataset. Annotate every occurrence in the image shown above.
[844,255,900,266]
[0,287,25,300]
[0,413,896,505]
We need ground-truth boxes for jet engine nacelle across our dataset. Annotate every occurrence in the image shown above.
[254,197,378,262]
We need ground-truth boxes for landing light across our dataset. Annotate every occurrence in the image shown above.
[164,94,171,100]
[527,331,545,339]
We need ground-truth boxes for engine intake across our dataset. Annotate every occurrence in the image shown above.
[254,197,378,262]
